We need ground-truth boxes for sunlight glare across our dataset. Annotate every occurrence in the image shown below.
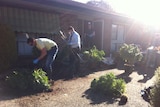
[108,0,160,27]
[73,0,160,27]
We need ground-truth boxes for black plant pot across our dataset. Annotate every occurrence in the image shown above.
[124,64,134,74]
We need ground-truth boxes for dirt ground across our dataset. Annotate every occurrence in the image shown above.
[0,63,155,107]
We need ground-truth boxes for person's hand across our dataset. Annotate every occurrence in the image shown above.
[33,59,39,64]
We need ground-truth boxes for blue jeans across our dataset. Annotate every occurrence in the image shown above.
[45,45,58,79]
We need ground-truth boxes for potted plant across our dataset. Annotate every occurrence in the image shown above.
[119,43,143,73]
[83,45,105,69]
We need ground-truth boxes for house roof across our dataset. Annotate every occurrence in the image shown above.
[0,0,131,19]
[51,0,129,17]
[32,0,131,19]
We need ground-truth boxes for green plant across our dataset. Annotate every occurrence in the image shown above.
[32,69,51,91]
[0,24,17,71]
[83,45,105,62]
[150,67,160,107]
[83,46,105,69]
[6,68,51,92]
[119,43,143,65]
[91,73,126,97]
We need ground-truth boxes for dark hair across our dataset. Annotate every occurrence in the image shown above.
[68,26,74,31]
[27,37,34,44]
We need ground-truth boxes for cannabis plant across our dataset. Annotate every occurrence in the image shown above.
[91,73,126,97]
[6,68,51,92]
[83,45,105,68]
[119,43,143,66]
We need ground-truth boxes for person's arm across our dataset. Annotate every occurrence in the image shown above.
[38,48,47,60]
[60,31,67,43]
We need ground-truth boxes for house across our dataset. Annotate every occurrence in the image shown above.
[0,0,144,57]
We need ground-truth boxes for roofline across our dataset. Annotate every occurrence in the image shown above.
[48,0,131,18]
[0,0,132,19]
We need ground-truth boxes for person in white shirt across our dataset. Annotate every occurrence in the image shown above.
[67,26,81,77]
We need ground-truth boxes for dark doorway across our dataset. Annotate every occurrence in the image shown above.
[94,21,103,50]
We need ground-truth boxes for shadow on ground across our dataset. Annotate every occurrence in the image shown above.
[82,89,119,105]
[0,78,52,102]
[134,64,156,83]
[53,61,118,80]
[115,62,156,83]
[116,72,132,83]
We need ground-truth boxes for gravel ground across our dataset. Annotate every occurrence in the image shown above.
[0,65,154,107]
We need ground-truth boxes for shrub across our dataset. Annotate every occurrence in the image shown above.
[83,45,105,62]
[119,43,143,65]
[150,67,160,107]
[32,69,51,91]
[91,73,126,97]
[0,24,17,71]
[6,69,51,92]
[83,45,105,69]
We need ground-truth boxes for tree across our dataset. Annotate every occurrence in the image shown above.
[87,0,114,11]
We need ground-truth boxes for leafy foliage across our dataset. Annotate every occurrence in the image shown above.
[6,69,51,92]
[150,67,160,107]
[0,24,17,71]
[83,46,105,69]
[91,73,126,97]
[83,45,105,63]
[32,69,50,91]
[119,43,143,65]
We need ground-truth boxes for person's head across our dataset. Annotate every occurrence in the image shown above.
[27,37,35,46]
[68,26,74,35]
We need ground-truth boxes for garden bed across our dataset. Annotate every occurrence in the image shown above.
[0,63,153,107]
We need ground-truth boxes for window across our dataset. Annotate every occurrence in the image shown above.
[111,24,125,52]
[111,24,118,40]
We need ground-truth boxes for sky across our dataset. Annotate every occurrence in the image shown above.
[73,0,160,27]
